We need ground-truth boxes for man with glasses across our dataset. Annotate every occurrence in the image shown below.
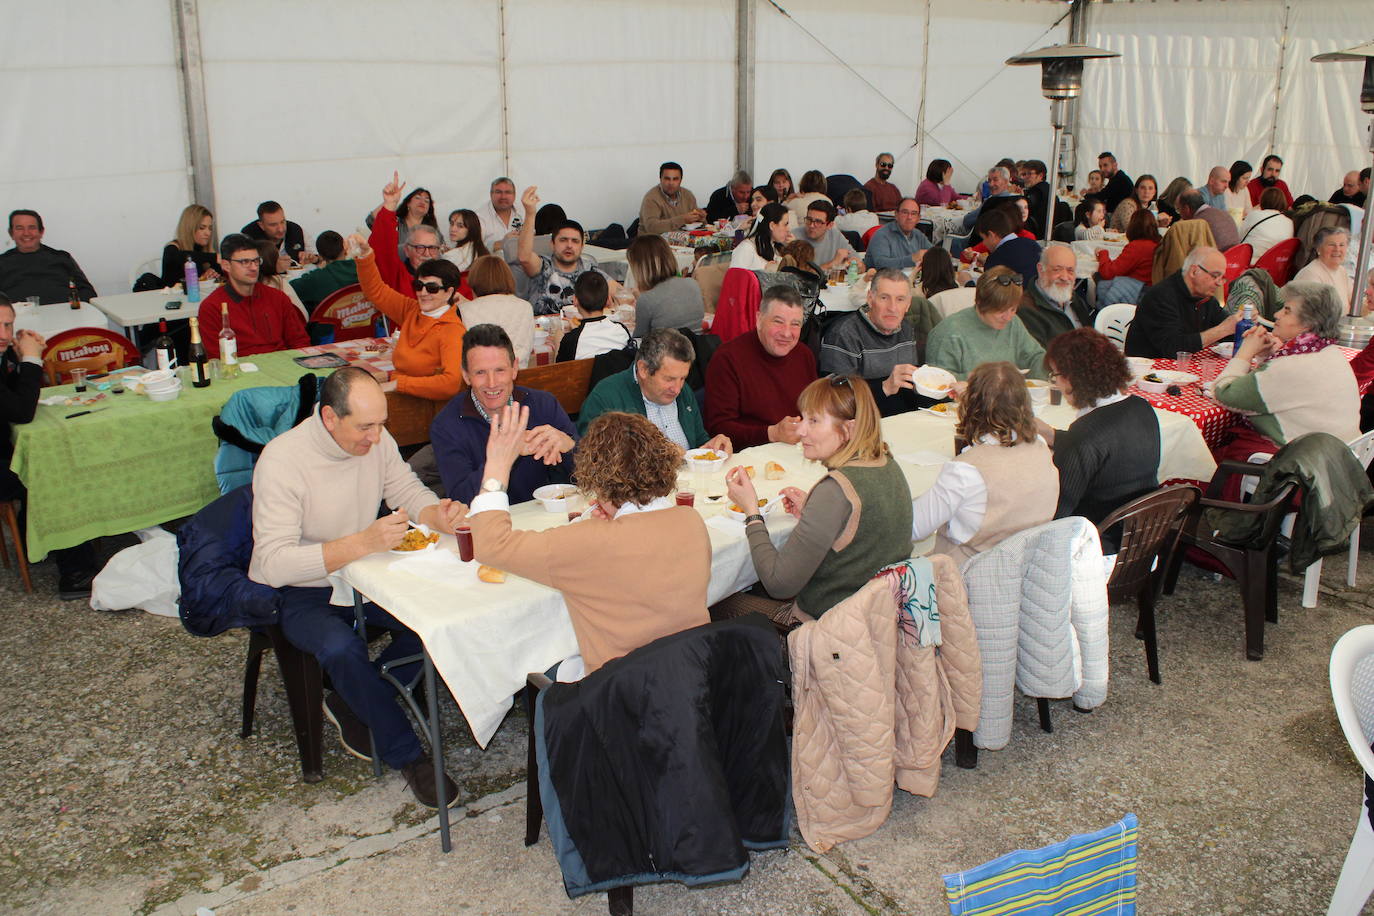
[1124,246,1237,358]
[368,173,474,300]
[1017,243,1093,347]
[198,233,310,358]
[241,201,313,271]
[863,153,903,212]
[864,198,931,270]
[794,200,854,272]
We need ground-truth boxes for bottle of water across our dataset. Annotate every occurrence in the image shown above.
[184,256,201,304]
[845,257,860,286]
[1233,303,1254,351]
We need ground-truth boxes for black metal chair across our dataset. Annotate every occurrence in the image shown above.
[1097,485,1200,684]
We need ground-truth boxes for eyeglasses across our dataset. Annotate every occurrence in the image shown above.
[827,374,852,388]
[407,243,441,254]
[412,279,448,294]
[804,217,828,226]
[228,256,261,266]
[896,209,920,217]
[1193,265,1224,282]
[986,274,1024,287]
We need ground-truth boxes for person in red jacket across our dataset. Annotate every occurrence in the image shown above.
[704,285,817,448]
[1094,208,1160,309]
[199,233,310,358]
[368,173,473,302]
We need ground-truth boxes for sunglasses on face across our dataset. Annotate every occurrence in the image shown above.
[412,279,449,294]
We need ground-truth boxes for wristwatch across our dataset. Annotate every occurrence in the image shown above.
[481,478,505,494]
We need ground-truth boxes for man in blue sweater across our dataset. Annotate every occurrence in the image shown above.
[430,324,577,504]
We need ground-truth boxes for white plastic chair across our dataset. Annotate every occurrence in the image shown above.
[1094,303,1136,350]
[930,286,977,319]
[1241,430,1374,608]
[1327,626,1374,915]
[127,256,161,291]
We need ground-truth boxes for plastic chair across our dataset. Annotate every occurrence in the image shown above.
[1224,243,1253,281]
[309,284,378,342]
[1094,303,1136,350]
[930,287,977,319]
[1253,237,1300,286]
[128,256,162,291]
[40,327,141,385]
[861,224,881,250]
[711,268,762,343]
[1163,460,1298,660]
[1327,625,1374,915]
[1097,486,1200,684]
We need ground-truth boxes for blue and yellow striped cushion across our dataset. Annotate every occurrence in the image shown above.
[943,813,1138,915]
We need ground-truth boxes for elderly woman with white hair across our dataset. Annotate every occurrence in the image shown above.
[1292,227,1353,306]
[1213,280,1360,463]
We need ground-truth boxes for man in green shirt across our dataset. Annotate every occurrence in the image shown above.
[290,231,359,313]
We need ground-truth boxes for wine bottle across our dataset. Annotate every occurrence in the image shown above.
[218,302,239,380]
[188,317,211,388]
[154,318,178,371]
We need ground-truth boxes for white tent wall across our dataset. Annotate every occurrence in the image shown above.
[502,0,737,232]
[0,0,190,299]
[1078,0,1370,200]
[753,0,1070,197]
[197,0,505,262]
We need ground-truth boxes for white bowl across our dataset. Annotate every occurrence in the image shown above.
[1125,357,1153,380]
[684,447,728,473]
[532,484,579,513]
[911,365,957,400]
[1211,341,1235,358]
[139,369,176,387]
[1025,378,1051,406]
[1137,378,1168,395]
[147,384,182,402]
[724,497,774,522]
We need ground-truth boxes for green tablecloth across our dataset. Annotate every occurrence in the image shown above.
[10,352,328,560]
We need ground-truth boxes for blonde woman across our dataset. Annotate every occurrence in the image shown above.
[161,204,219,286]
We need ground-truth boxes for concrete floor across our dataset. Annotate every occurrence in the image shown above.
[3,522,1373,915]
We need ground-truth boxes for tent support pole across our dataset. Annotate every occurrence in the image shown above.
[172,0,215,209]
[735,0,756,175]
[497,0,511,176]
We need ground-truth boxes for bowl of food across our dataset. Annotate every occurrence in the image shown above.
[1025,378,1051,407]
[911,365,957,400]
[532,483,579,513]
[1211,341,1235,358]
[1137,373,1170,394]
[684,447,728,473]
[390,527,439,554]
[724,497,772,522]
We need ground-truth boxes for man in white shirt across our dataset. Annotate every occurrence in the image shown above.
[476,177,521,252]
[557,271,630,361]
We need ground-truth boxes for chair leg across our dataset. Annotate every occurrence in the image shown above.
[1328,809,1374,916]
[2,502,32,593]
[1303,558,1323,609]
[1241,551,1268,661]
[524,684,543,847]
[1037,697,1053,734]
[954,727,978,769]
[268,626,325,783]
[1264,546,1280,624]
[607,886,633,915]
[241,631,271,738]
[1137,587,1161,685]
[1349,528,1361,589]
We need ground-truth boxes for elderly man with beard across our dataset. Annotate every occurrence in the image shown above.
[1016,244,1093,347]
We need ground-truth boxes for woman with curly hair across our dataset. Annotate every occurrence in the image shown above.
[1037,328,1159,545]
[716,375,913,625]
[468,406,710,673]
[912,361,1058,564]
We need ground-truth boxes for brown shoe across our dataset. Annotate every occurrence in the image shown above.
[401,754,459,809]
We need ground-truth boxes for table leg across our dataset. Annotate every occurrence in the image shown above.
[353,590,384,779]
[426,650,452,853]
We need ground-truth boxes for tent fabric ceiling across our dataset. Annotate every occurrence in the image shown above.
[1,0,1368,297]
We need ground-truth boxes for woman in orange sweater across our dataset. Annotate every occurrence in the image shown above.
[348,233,468,400]
[1094,208,1160,309]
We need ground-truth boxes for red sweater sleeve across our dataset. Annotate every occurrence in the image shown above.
[369,206,412,297]
[1352,340,1374,391]
[1097,240,1155,282]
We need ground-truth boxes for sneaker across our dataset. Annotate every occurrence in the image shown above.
[323,692,373,762]
[57,570,94,602]
[401,754,459,809]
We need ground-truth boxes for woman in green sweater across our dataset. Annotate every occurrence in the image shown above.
[717,375,913,625]
[924,266,1046,380]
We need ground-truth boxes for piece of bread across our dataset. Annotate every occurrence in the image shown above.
[764,461,785,480]
[743,465,755,479]
[477,565,506,584]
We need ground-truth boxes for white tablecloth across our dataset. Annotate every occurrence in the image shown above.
[584,244,696,289]
[12,301,116,337]
[334,405,1213,748]
[819,283,865,313]
[91,287,217,332]
[921,206,971,243]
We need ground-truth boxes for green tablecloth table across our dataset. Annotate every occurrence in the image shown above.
[10,352,327,560]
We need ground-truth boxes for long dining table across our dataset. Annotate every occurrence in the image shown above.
[332,402,1216,752]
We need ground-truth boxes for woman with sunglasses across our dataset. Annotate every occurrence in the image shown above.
[924,266,1047,381]
[715,374,913,626]
[348,232,468,400]
[912,361,1058,565]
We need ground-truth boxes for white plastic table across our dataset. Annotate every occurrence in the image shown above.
[12,301,116,337]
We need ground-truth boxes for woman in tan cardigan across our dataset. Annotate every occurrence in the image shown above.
[468,407,710,673]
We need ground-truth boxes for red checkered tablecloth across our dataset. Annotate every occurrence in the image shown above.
[1131,346,1365,450]
[298,337,396,381]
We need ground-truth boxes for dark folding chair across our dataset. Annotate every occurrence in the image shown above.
[1097,485,1200,684]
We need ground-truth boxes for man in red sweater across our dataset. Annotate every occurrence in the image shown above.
[704,286,817,449]
[198,233,310,358]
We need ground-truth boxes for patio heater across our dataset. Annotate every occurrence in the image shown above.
[1006,44,1120,243]
[1312,41,1374,345]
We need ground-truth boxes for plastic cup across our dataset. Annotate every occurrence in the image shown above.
[1050,386,1063,406]
[455,526,474,562]
[1175,350,1191,373]
[675,490,696,508]
[71,368,88,392]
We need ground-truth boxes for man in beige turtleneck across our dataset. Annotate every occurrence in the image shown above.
[249,367,466,809]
